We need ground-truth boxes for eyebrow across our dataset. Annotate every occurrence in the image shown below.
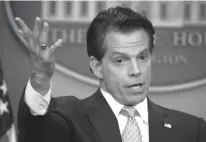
[111,42,148,49]
[112,48,150,57]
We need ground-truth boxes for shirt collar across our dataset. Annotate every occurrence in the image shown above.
[100,88,148,124]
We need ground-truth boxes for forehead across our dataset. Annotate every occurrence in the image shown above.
[103,29,150,55]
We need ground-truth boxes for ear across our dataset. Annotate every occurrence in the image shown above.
[90,56,103,79]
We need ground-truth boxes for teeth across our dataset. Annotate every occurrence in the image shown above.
[131,85,141,89]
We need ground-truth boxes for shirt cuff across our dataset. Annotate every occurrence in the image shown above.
[24,78,52,116]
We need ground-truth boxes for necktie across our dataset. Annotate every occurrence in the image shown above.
[121,106,142,142]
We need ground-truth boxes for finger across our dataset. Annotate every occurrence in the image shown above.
[15,17,32,39]
[33,17,43,39]
[39,22,49,45]
[16,29,25,37]
[49,39,63,53]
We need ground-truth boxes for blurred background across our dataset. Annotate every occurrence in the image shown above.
[0,1,206,137]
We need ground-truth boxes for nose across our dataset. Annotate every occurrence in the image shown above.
[128,60,141,77]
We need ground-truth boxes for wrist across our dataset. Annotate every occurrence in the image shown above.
[30,72,51,91]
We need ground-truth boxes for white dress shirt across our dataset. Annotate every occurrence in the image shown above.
[101,88,149,142]
[24,79,52,115]
[25,80,149,142]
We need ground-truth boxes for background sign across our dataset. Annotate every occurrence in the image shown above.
[5,1,206,92]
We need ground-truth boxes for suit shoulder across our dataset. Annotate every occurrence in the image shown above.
[154,102,206,137]
[156,102,200,120]
[54,96,81,105]
[51,96,82,115]
[152,102,204,127]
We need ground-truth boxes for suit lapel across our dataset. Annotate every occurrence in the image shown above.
[148,99,174,142]
[85,90,122,142]
[85,93,175,142]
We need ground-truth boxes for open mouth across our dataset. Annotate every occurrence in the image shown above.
[127,83,143,89]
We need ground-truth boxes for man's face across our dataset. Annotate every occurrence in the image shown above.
[99,29,152,106]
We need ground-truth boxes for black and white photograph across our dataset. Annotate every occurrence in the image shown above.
[0,1,206,142]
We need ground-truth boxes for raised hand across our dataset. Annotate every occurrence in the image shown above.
[15,17,62,95]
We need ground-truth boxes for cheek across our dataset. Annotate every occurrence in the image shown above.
[141,62,152,78]
[103,64,126,82]
[144,65,152,83]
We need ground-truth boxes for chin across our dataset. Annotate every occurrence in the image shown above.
[124,95,146,106]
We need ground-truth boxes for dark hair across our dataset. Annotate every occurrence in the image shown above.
[87,6,155,61]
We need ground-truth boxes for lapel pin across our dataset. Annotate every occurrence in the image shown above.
[164,122,172,128]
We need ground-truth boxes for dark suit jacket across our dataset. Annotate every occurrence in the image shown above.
[18,89,206,142]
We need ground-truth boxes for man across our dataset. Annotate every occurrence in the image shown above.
[16,7,206,142]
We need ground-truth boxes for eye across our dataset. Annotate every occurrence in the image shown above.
[115,58,125,64]
[139,53,149,61]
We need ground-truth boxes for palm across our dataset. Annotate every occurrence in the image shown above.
[15,17,62,83]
